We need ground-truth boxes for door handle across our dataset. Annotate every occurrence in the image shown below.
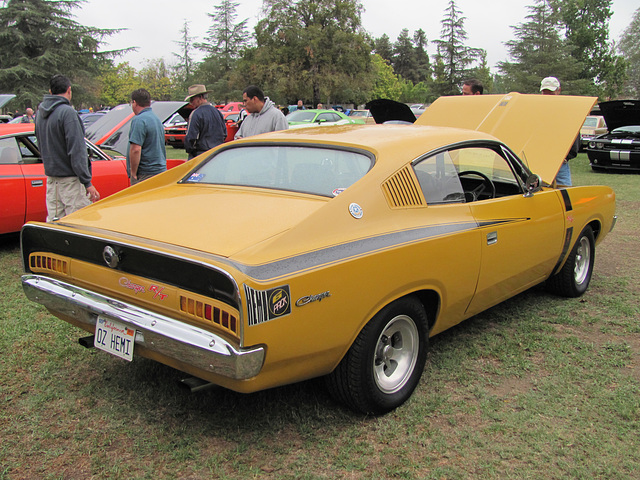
[487,231,498,245]
[31,180,44,187]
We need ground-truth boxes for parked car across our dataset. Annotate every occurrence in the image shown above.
[349,109,375,124]
[20,93,615,415]
[216,102,244,113]
[580,115,607,149]
[165,110,240,148]
[587,100,640,171]
[1,123,128,235]
[164,117,187,149]
[286,108,364,129]
[1,104,190,235]
[79,111,107,129]
[0,94,16,123]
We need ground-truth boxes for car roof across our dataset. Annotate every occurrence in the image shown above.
[0,123,35,136]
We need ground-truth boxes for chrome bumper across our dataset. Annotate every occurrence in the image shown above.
[22,275,264,380]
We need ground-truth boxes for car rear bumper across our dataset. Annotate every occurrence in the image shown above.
[22,275,264,380]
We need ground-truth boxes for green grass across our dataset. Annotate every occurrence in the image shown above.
[1,154,639,479]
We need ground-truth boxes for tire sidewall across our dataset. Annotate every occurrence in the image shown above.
[358,297,429,413]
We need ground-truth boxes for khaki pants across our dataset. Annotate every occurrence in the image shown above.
[46,176,91,222]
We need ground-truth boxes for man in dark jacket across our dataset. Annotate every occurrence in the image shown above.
[184,84,227,159]
[35,74,99,221]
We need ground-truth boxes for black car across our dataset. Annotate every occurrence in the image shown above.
[587,100,640,172]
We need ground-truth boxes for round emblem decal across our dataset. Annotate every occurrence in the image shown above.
[268,288,291,317]
[349,203,364,219]
[103,246,120,269]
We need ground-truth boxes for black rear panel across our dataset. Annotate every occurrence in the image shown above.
[21,225,239,309]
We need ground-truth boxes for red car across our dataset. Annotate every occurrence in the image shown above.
[0,123,131,235]
[216,101,243,113]
[164,110,241,148]
[1,103,189,235]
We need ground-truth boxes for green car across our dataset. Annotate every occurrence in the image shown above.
[286,109,364,129]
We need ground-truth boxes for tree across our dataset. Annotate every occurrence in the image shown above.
[432,0,484,96]
[244,0,373,106]
[373,34,393,63]
[413,29,432,85]
[559,0,625,97]
[499,0,585,94]
[97,62,138,107]
[197,0,249,73]
[393,29,418,83]
[173,20,196,85]
[618,7,639,98]
[369,53,402,100]
[195,0,250,103]
[0,0,127,109]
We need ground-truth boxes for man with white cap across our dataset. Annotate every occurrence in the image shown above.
[184,84,227,159]
[540,76,578,186]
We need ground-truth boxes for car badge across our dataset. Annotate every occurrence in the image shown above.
[349,203,363,219]
[103,246,120,269]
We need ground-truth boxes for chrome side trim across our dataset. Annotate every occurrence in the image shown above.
[22,275,264,380]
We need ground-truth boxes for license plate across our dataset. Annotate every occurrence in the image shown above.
[94,316,135,361]
[169,136,175,141]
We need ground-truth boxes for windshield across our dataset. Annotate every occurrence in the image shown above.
[286,111,317,123]
[612,125,640,134]
[582,117,598,127]
[184,145,373,197]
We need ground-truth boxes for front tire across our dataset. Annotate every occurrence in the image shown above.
[325,297,429,415]
[546,225,595,297]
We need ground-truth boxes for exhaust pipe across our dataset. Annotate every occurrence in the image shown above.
[178,376,217,393]
[78,335,95,348]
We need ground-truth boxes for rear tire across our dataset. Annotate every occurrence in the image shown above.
[325,296,429,415]
[546,226,595,297]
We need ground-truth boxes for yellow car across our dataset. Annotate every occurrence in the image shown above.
[21,93,616,414]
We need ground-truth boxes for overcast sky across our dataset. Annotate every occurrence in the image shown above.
[74,0,638,71]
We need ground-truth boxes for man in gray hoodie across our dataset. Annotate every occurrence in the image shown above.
[234,85,288,139]
[35,74,99,221]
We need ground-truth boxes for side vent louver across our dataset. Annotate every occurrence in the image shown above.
[382,166,425,208]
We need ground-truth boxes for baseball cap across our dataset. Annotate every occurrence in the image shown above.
[540,77,561,92]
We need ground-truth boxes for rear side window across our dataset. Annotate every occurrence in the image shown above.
[0,137,20,164]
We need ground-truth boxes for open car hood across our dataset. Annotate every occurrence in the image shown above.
[598,100,640,131]
[0,94,16,109]
[366,99,417,124]
[415,93,596,185]
[85,101,192,156]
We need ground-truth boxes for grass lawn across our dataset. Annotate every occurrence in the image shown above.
[1,154,638,479]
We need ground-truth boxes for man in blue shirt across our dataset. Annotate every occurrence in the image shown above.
[128,88,166,185]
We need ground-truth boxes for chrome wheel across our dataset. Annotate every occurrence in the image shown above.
[574,236,591,286]
[373,314,420,394]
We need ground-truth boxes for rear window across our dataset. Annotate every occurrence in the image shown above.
[183,145,373,197]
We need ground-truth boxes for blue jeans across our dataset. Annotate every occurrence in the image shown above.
[555,161,572,186]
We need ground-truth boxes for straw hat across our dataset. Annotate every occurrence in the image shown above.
[184,84,212,101]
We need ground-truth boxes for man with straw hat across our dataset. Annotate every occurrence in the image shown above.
[184,84,226,159]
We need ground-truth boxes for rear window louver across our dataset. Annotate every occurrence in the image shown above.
[382,166,425,208]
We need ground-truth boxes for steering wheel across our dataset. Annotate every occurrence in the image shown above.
[458,170,496,201]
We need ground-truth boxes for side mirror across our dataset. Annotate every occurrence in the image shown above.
[524,174,542,196]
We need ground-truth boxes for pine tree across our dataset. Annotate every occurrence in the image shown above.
[618,8,640,98]
[498,0,584,94]
[0,0,126,108]
[432,0,484,96]
[173,20,196,85]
